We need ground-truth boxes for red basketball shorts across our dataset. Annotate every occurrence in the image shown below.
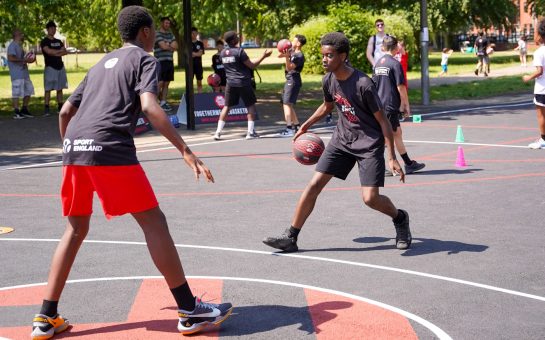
[61,165,159,219]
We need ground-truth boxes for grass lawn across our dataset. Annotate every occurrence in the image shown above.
[0,49,534,117]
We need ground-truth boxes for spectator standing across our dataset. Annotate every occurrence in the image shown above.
[515,35,527,67]
[211,40,226,92]
[7,29,35,119]
[154,16,177,112]
[439,48,453,77]
[366,19,388,68]
[40,20,68,116]
[278,34,306,137]
[473,32,489,76]
[192,27,205,93]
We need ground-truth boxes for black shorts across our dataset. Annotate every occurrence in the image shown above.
[386,110,401,132]
[282,78,302,104]
[219,72,227,86]
[193,62,203,81]
[534,94,545,107]
[225,84,257,107]
[316,144,385,187]
[159,60,174,82]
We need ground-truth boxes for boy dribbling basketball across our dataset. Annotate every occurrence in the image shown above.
[31,7,232,339]
[263,32,412,253]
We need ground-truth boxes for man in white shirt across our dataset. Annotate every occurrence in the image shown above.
[366,19,388,67]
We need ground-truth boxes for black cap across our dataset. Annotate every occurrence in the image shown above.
[46,21,57,28]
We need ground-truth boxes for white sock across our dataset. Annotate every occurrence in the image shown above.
[247,120,255,133]
[216,120,225,134]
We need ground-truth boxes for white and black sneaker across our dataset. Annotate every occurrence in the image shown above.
[394,210,412,250]
[178,297,233,335]
[279,128,295,137]
[263,228,299,252]
[245,130,260,140]
[213,132,221,140]
[13,111,26,120]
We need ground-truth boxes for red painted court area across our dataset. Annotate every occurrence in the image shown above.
[0,278,417,339]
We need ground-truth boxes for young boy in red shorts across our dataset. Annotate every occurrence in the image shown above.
[31,6,232,339]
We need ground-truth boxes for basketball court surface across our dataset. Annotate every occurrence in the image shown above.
[1,97,544,339]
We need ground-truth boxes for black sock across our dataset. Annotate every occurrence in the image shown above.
[22,106,28,113]
[39,300,58,317]
[14,108,19,113]
[171,282,195,311]
[400,153,412,166]
[294,124,300,131]
[288,226,300,238]
[286,125,291,130]
[541,134,545,140]
[393,209,405,224]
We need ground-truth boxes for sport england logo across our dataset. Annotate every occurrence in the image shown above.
[71,139,103,152]
[104,58,118,69]
[63,139,71,153]
[334,94,358,123]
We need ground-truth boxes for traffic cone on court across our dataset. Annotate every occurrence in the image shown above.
[455,125,465,143]
[455,146,467,167]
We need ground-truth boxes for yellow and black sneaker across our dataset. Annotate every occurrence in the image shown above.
[178,297,233,335]
[31,313,70,340]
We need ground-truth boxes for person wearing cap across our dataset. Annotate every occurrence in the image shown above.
[40,20,68,116]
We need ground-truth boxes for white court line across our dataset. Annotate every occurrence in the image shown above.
[0,275,452,340]
[403,140,529,148]
[1,237,544,303]
[0,101,533,171]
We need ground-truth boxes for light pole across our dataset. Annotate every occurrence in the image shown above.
[421,0,430,105]
[183,0,195,129]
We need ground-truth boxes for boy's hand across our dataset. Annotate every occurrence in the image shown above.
[523,74,533,83]
[389,159,405,183]
[292,126,307,141]
[183,150,214,183]
[263,49,273,58]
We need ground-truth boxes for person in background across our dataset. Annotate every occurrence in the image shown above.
[192,27,205,93]
[40,20,68,116]
[439,48,453,77]
[7,29,35,119]
[211,40,226,92]
[515,35,527,67]
[154,16,177,112]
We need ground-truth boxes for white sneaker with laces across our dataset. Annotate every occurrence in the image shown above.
[528,138,545,149]
[246,130,260,140]
[279,128,294,137]
[213,132,221,140]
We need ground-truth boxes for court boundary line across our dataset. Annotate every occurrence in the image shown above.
[0,275,452,339]
[1,238,544,303]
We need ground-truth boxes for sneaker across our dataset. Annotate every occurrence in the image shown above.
[325,113,333,125]
[31,313,70,340]
[279,128,294,137]
[398,112,405,122]
[43,106,51,117]
[161,102,173,112]
[474,69,478,76]
[20,108,34,118]
[245,130,260,140]
[263,228,299,252]
[394,210,412,250]
[213,132,221,141]
[404,160,425,174]
[528,138,545,149]
[13,112,26,120]
[178,297,233,335]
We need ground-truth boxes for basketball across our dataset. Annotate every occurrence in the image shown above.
[207,73,221,87]
[292,133,325,165]
[24,51,36,63]
[277,39,292,52]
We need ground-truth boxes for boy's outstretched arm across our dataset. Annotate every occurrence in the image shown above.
[140,92,214,182]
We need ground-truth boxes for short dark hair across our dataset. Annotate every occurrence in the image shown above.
[191,27,198,32]
[117,6,153,41]
[320,32,350,56]
[538,19,545,40]
[216,39,224,46]
[295,34,306,46]
[160,17,170,22]
[382,35,398,52]
[224,31,238,46]
[46,21,57,29]
[375,19,384,25]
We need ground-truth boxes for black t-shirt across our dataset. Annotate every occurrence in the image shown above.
[40,37,64,70]
[323,69,384,155]
[286,51,305,81]
[221,47,252,87]
[475,36,488,56]
[63,46,158,166]
[192,40,204,65]
[372,54,405,114]
[212,52,226,80]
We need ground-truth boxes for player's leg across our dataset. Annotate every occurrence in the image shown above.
[359,152,411,249]
[44,90,51,115]
[529,100,545,149]
[263,146,350,252]
[280,103,295,137]
[56,90,64,112]
[242,85,259,139]
[392,127,425,174]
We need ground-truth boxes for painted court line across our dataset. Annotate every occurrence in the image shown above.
[1,238,544,303]
[0,275,451,339]
[418,101,533,117]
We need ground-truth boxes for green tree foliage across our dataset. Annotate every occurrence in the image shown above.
[292,5,415,75]
[525,0,545,16]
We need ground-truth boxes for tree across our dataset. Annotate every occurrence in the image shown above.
[525,0,545,16]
